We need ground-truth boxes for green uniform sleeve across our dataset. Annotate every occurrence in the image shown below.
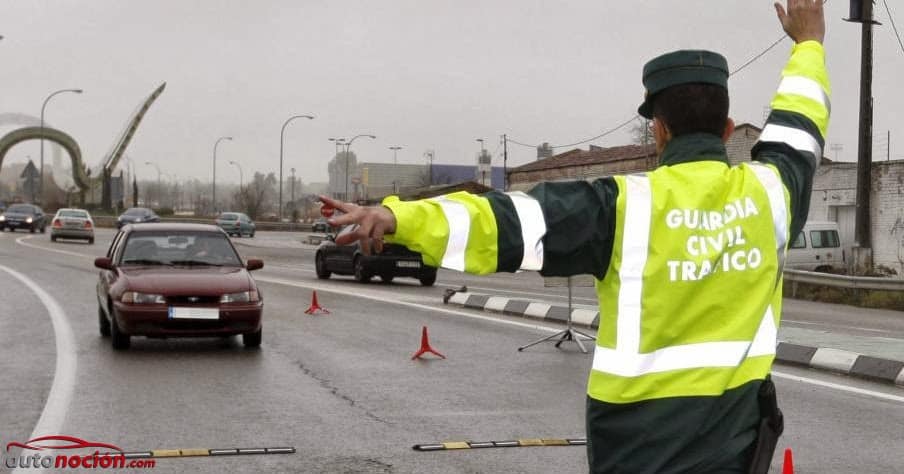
[527,178,618,278]
[752,40,831,241]
[381,178,619,278]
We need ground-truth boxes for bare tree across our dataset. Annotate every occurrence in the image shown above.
[630,117,653,145]
[235,172,277,220]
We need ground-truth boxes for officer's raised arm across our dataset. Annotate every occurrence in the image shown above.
[753,0,830,240]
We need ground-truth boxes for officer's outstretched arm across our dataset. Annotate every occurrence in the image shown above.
[321,178,616,278]
[752,0,829,241]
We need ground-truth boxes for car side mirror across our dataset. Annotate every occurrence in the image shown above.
[246,259,264,271]
[94,257,114,270]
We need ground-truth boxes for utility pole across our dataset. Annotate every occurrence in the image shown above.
[502,134,508,191]
[846,0,880,273]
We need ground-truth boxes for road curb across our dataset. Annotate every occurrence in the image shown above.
[443,291,904,387]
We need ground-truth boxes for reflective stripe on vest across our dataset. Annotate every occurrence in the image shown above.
[431,197,470,271]
[592,165,788,379]
[507,191,546,271]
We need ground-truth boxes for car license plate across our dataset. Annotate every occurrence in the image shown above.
[397,261,420,268]
[168,307,220,320]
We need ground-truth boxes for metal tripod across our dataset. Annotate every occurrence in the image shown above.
[518,276,596,353]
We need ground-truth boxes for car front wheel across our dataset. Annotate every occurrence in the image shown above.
[98,306,111,337]
[111,314,131,350]
[419,272,437,287]
[315,252,331,279]
[243,328,262,348]
[354,256,370,283]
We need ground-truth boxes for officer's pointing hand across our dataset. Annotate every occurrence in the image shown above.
[774,0,825,44]
[319,196,397,255]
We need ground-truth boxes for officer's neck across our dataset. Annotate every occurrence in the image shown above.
[657,133,728,168]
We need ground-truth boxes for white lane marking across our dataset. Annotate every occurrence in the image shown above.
[255,275,563,334]
[16,235,93,259]
[771,370,904,403]
[265,262,600,303]
[783,319,895,334]
[0,265,78,452]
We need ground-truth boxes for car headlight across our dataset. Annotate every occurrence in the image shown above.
[25,217,33,223]
[220,290,260,303]
[133,217,143,222]
[121,291,166,304]
[0,215,5,222]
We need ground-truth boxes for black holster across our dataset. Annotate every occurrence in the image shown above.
[747,375,784,474]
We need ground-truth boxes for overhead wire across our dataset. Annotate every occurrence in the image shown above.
[882,0,904,56]
[505,32,788,150]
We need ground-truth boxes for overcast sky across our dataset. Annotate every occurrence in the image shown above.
[1,0,903,187]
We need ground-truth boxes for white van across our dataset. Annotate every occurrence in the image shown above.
[785,221,845,272]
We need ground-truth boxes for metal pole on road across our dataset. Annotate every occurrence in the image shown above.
[229,160,244,191]
[389,146,402,164]
[343,134,376,201]
[144,161,162,208]
[279,114,314,222]
[40,88,83,204]
[212,136,233,215]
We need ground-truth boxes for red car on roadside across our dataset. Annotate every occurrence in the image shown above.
[94,223,264,350]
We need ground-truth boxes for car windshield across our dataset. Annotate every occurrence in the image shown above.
[59,210,88,218]
[219,214,239,221]
[7,204,32,213]
[124,208,147,216]
[120,231,242,266]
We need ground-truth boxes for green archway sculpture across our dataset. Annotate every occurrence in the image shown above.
[0,82,166,204]
[0,126,91,190]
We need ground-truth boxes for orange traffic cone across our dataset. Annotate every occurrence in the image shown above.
[411,326,445,360]
[304,291,330,314]
[782,448,794,474]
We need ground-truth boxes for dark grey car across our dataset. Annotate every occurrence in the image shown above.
[117,207,160,229]
[0,203,47,233]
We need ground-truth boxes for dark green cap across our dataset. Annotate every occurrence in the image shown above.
[637,50,729,119]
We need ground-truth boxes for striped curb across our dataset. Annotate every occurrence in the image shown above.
[444,291,904,386]
[777,342,904,386]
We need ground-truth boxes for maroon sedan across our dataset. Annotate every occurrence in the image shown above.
[94,223,264,350]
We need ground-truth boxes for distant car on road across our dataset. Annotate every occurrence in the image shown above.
[116,207,159,229]
[94,223,265,350]
[0,203,47,233]
[51,208,95,243]
[315,224,437,286]
[215,212,255,238]
[311,217,335,233]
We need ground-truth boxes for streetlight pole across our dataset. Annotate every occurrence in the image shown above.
[40,88,83,204]
[290,167,296,215]
[343,134,376,201]
[229,160,243,191]
[279,114,314,221]
[212,136,233,215]
[389,146,402,164]
[144,161,162,207]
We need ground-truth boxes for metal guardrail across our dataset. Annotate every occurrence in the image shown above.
[784,268,904,292]
[543,269,904,293]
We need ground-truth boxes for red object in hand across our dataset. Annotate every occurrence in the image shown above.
[320,206,335,218]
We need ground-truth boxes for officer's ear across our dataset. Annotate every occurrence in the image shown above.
[721,117,736,144]
[652,117,672,155]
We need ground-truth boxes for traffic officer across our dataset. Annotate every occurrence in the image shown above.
[322,1,829,471]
